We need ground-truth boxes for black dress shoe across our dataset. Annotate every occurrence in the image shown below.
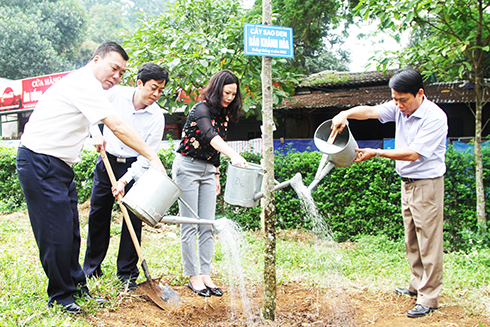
[394,287,417,297]
[49,302,82,314]
[206,285,223,297]
[63,302,82,314]
[83,293,108,305]
[120,279,138,292]
[407,304,436,318]
[188,281,211,297]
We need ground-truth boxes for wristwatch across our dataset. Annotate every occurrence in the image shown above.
[376,149,382,158]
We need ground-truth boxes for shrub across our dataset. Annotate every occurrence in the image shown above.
[1,143,490,251]
[0,146,24,213]
[443,144,490,251]
[73,150,98,203]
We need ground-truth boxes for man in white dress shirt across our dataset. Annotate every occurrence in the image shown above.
[16,42,165,314]
[83,63,168,292]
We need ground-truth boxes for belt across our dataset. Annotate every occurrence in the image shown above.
[106,152,137,164]
[401,177,422,183]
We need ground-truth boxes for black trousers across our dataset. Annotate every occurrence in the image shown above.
[83,154,141,282]
[16,146,87,305]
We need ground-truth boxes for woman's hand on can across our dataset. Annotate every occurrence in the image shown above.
[231,154,248,167]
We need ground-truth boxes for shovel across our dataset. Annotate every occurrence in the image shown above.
[99,148,182,310]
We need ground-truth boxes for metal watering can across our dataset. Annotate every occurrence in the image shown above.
[307,119,358,192]
[223,162,293,208]
[122,166,229,233]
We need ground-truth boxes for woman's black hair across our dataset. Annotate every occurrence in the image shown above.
[389,67,424,96]
[200,70,242,123]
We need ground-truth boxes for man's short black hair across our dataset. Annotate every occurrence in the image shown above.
[137,63,169,86]
[91,41,129,61]
[389,68,424,96]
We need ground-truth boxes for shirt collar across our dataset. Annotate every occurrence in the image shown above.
[128,89,156,114]
[408,95,428,119]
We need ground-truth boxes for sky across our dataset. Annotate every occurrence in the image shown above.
[341,22,408,72]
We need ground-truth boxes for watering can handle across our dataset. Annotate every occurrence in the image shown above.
[327,127,339,144]
[178,197,201,220]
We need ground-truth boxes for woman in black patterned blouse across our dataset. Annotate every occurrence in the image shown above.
[172,70,247,297]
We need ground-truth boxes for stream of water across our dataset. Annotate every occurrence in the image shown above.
[290,172,344,281]
[213,169,349,324]
[216,218,253,323]
[289,172,353,326]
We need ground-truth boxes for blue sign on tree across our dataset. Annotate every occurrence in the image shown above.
[244,24,294,59]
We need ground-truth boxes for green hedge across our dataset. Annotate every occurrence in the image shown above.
[2,144,489,251]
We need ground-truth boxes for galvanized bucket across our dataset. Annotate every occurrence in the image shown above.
[313,119,358,167]
[122,166,182,227]
[224,163,264,208]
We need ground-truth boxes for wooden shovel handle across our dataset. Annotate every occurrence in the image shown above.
[100,148,146,263]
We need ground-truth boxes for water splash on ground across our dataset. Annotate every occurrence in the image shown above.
[216,218,253,323]
[289,172,344,281]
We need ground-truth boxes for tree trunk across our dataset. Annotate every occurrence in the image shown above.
[474,75,486,229]
[261,0,276,321]
[473,4,486,229]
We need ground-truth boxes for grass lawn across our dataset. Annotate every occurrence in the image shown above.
[1,206,489,326]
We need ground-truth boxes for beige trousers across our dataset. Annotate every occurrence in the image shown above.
[401,176,444,308]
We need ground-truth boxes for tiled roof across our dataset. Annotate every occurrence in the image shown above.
[281,71,488,109]
[425,81,484,103]
[298,70,395,88]
[281,85,391,109]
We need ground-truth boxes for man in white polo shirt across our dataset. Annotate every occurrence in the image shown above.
[331,68,448,318]
[16,42,165,314]
[83,63,168,292]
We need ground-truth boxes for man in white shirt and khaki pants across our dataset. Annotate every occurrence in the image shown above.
[332,67,448,318]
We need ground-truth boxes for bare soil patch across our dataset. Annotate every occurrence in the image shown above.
[85,283,489,326]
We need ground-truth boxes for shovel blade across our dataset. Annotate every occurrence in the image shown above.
[138,279,182,311]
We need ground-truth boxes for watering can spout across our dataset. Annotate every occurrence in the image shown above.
[159,215,229,234]
[308,161,335,192]
[212,217,229,233]
[253,179,292,201]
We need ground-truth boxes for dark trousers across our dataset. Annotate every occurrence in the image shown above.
[16,146,87,306]
[83,155,141,282]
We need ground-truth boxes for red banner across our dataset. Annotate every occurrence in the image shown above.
[0,80,22,112]
[22,72,70,109]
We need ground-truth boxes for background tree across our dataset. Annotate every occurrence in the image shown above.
[357,0,490,228]
[0,0,86,79]
[82,0,171,27]
[123,0,298,115]
[85,3,130,44]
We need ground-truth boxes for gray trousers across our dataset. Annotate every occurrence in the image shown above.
[172,154,216,276]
